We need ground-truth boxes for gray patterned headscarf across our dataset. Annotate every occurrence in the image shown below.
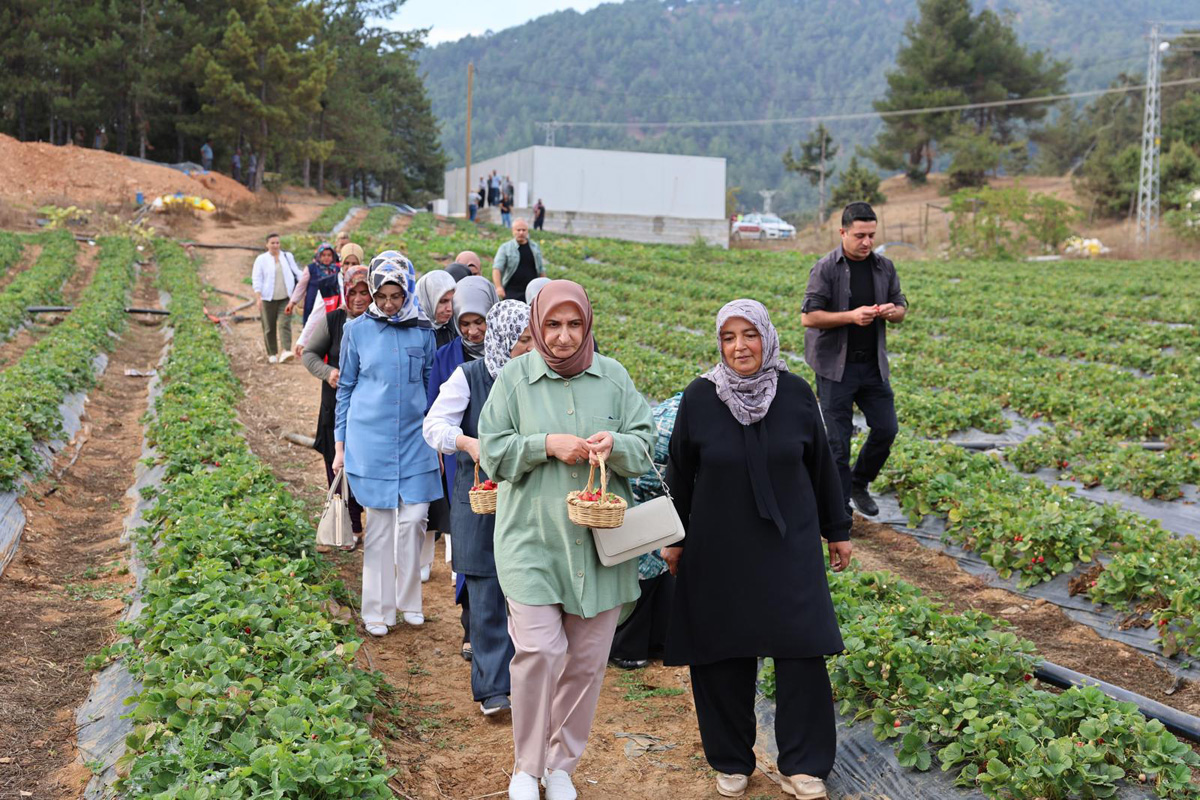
[702,299,788,425]
[484,300,532,379]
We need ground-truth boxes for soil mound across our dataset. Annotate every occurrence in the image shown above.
[0,134,254,208]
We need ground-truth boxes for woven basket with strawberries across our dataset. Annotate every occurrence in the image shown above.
[469,463,498,515]
[566,455,626,529]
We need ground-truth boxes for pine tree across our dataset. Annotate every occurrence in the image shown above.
[871,0,1067,185]
[782,124,837,224]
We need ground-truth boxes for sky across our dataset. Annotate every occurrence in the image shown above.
[381,0,607,46]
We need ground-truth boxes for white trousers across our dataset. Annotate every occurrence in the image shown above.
[362,502,430,625]
[422,528,435,569]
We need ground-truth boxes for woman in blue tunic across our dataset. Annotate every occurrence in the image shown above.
[424,300,533,717]
[333,251,441,636]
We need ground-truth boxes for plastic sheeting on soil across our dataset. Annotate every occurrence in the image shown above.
[871,493,1200,683]
[753,688,1157,800]
[75,294,170,799]
[329,206,364,235]
[0,352,107,580]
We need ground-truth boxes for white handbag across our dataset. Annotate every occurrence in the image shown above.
[317,469,353,548]
[592,443,685,567]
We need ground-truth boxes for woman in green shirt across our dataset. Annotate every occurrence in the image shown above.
[479,280,654,800]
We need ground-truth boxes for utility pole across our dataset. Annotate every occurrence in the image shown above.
[465,62,474,217]
[1135,25,1164,248]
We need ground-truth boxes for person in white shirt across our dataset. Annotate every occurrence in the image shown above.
[250,233,303,363]
[423,300,533,718]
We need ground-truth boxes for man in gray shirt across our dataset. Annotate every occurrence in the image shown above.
[801,202,907,518]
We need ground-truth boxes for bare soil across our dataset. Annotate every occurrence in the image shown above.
[0,267,164,800]
[0,133,253,210]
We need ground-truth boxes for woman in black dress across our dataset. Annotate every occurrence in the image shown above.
[663,299,852,800]
[300,264,373,548]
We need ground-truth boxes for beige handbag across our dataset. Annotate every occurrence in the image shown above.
[591,443,684,567]
[317,469,353,548]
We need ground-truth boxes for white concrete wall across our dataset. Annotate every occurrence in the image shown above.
[445,146,726,222]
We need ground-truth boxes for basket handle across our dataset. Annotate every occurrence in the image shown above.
[598,454,608,496]
[474,461,480,487]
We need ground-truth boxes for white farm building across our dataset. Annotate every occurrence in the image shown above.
[442,145,728,247]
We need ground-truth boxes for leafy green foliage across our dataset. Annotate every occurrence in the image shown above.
[830,156,886,209]
[356,206,398,238]
[417,0,1172,214]
[947,184,1078,257]
[0,235,133,490]
[871,0,1067,183]
[761,568,1200,798]
[105,240,392,798]
[308,199,359,234]
[0,230,77,342]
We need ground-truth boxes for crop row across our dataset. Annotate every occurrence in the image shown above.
[103,240,392,798]
[762,567,1200,799]
[0,232,21,280]
[0,229,78,341]
[876,437,1200,659]
[355,206,399,238]
[0,235,132,491]
[307,198,359,234]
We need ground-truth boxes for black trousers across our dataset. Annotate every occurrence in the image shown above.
[815,360,899,512]
[610,572,674,661]
[690,657,836,778]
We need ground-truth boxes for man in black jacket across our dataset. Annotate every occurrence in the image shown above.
[801,202,907,518]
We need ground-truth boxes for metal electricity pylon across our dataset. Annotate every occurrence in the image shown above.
[536,121,563,146]
[1135,24,1164,248]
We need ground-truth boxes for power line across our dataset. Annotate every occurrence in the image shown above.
[539,77,1200,130]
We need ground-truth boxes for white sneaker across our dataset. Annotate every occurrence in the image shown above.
[365,623,388,637]
[267,355,278,364]
[279,350,293,363]
[420,564,432,583]
[402,612,425,626]
[508,771,539,800]
[541,769,577,800]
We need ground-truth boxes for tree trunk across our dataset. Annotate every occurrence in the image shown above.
[817,134,827,225]
[302,120,312,188]
[316,109,326,193]
[17,98,26,141]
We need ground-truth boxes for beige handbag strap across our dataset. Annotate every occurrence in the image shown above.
[327,468,346,503]
[637,440,674,503]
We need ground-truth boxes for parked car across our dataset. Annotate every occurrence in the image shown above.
[730,215,764,240]
[730,213,796,241]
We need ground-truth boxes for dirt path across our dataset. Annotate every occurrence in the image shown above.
[0,265,164,800]
[0,242,99,372]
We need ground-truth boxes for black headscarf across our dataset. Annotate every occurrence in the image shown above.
[446,262,472,283]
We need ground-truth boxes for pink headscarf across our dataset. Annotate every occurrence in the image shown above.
[529,280,594,377]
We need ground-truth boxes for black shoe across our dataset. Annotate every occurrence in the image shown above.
[850,486,879,517]
[609,657,650,670]
[461,642,473,662]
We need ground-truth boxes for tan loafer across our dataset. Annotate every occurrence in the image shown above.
[782,773,827,799]
[715,773,748,797]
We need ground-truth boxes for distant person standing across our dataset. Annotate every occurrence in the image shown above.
[93,126,108,150]
[489,170,501,207]
[801,202,907,519]
[533,199,546,231]
[200,139,214,171]
[499,194,513,229]
[247,152,258,188]
[503,175,514,200]
[491,219,544,303]
[469,187,480,222]
[232,148,242,183]
[478,177,488,208]
[251,233,303,364]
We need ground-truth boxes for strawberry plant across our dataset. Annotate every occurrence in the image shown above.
[0,235,134,490]
[0,229,79,341]
[101,241,394,798]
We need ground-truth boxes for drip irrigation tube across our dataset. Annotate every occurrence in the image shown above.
[26,305,169,315]
[1035,661,1200,744]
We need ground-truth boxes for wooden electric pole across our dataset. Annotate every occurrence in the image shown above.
[465,62,474,217]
